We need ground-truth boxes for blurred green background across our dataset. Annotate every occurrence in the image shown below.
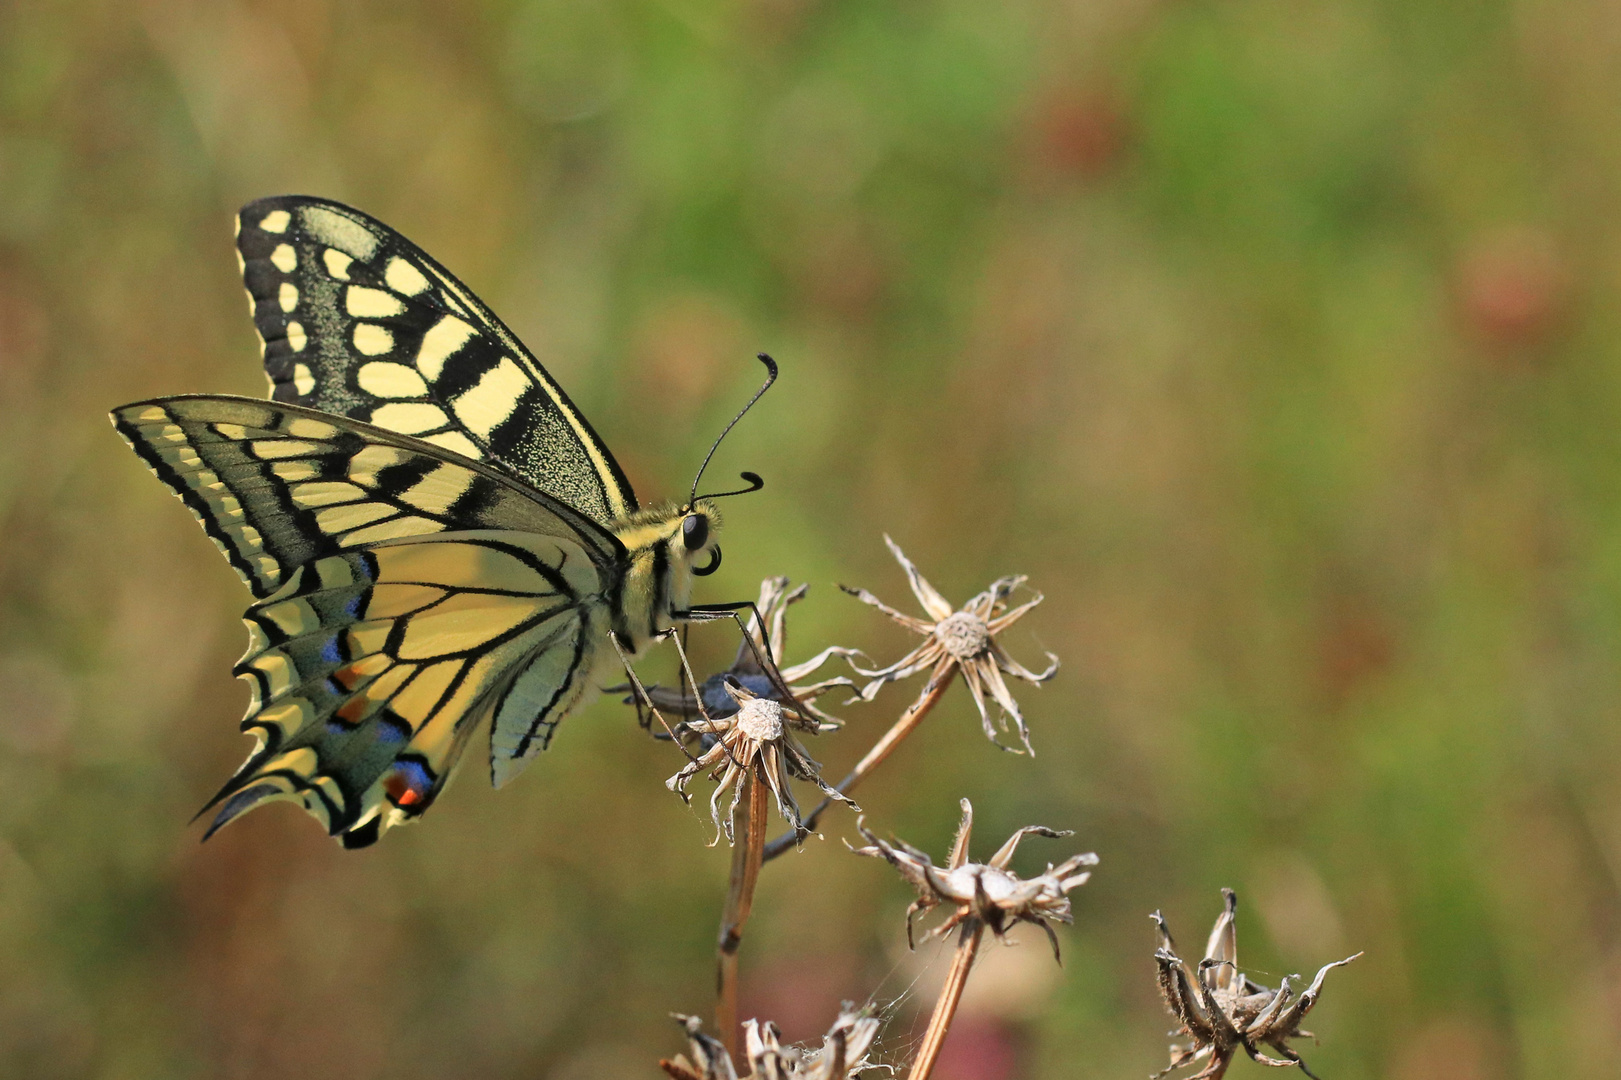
[2,0,1618,1077]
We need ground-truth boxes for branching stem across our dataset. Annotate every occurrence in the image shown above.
[716,767,768,1059]
[762,669,954,861]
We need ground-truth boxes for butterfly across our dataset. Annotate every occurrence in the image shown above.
[111,196,774,848]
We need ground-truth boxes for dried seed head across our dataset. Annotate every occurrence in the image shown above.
[853,800,1095,959]
[735,696,784,742]
[841,536,1059,754]
[661,1008,882,1080]
[934,611,990,659]
[665,680,856,845]
[1151,890,1360,1080]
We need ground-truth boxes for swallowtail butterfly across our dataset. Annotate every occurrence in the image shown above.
[111,197,772,848]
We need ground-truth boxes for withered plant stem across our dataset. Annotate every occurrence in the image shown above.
[716,766,768,1059]
[762,670,954,861]
[909,919,985,1080]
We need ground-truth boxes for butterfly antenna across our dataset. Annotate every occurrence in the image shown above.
[690,353,777,504]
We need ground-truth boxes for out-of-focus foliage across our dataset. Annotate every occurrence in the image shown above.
[2,1,1618,1077]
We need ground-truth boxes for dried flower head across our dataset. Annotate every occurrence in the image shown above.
[843,536,1057,753]
[660,1009,882,1080]
[1152,889,1361,1080]
[634,576,857,732]
[667,679,855,845]
[854,798,1096,960]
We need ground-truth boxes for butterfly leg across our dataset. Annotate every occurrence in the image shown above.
[657,625,721,729]
[657,626,752,774]
[607,630,699,762]
[676,601,799,707]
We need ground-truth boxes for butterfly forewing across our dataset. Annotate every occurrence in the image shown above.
[112,395,619,596]
[235,196,638,527]
[113,395,624,845]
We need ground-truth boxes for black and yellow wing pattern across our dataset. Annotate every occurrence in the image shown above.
[112,395,625,847]
[234,195,638,527]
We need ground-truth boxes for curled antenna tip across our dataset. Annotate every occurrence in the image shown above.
[698,471,764,501]
[688,354,779,506]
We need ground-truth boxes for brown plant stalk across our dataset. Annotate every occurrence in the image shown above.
[855,800,1094,1079]
[909,920,985,1080]
[716,768,768,1059]
[763,671,953,861]
[904,805,980,1080]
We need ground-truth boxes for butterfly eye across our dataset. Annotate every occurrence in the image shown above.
[682,513,709,551]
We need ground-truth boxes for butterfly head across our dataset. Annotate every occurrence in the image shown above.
[610,499,725,644]
[612,499,725,576]
[681,501,723,577]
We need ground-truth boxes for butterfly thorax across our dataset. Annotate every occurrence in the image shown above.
[609,499,722,652]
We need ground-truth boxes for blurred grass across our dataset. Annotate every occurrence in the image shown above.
[4,0,1621,1077]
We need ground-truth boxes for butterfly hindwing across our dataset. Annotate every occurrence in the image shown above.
[235,195,638,527]
[211,534,605,847]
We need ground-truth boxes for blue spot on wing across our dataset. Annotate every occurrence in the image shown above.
[394,759,431,788]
